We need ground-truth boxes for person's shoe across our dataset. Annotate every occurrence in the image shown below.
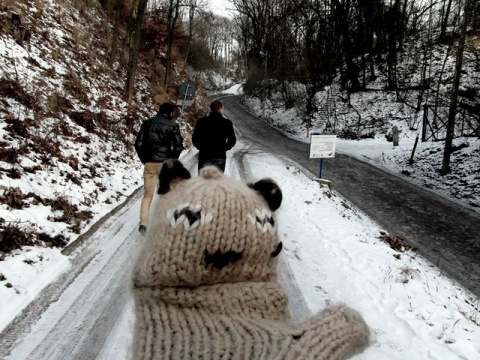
[138,225,147,235]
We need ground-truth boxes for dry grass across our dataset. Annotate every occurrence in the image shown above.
[0,219,68,253]
[0,79,38,110]
[0,0,203,254]
[0,221,36,253]
[63,71,91,105]
[379,232,418,252]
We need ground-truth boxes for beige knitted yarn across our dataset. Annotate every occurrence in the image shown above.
[131,160,370,360]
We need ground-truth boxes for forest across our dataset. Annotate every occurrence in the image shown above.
[0,0,478,272]
[98,0,479,174]
[230,0,479,174]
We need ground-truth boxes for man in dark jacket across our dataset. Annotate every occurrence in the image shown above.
[192,100,236,173]
[134,102,184,235]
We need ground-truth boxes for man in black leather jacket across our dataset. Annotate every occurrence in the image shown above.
[192,100,236,173]
[134,102,184,234]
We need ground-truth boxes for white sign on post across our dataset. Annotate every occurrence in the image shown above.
[177,99,194,107]
[178,82,196,113]
[309,134,336,158]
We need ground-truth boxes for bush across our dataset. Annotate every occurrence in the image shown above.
[186,41,221,71]
[0,219,68,253]
[0,220,36,253]
[337,129,359,140]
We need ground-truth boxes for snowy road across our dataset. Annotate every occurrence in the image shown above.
[0,144,310,359]
[0,186,140,359]
[220,95,480,298]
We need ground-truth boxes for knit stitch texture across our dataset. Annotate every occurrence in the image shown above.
[131,163,370,360]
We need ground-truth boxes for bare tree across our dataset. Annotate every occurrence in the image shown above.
[109,0,125,65]
[232,0,285,80]
[331,0,361,92]
[99,0,115,14]
[183,11,223,70]
[125,0,149,103]
[184,0,197,64]
[439,0,453,40]
[164,0,182,88]
[440,0,471,175]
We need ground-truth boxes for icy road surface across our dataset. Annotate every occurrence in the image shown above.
[0,144,310,360]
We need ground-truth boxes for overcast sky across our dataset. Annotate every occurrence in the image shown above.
[208,0,235,17]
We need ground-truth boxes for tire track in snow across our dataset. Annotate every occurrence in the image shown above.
[6,151,201,359]
[230,145,312,322]
[3,193,142,360]
[0,146,311,359]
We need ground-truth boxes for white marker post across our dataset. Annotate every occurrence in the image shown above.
[309,133,336,179]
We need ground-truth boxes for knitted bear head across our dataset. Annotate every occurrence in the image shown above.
[133,159,284,288]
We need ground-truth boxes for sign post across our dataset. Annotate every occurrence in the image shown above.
[177,82,196,115]
[309,133,336,179]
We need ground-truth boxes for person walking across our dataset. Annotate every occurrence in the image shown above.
[192,100,236,173]
[134,102,184,235]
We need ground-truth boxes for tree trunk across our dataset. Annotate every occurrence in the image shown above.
[109,1,122,65]
[398,0,408,51]
[125,0,148,103]
[333,0,361,92]
[387,0,401,90]
[440,0,471,175]
[439,0,453,40]
[164,0,180,88]
[184,3,195,65]
[103,0,114,15]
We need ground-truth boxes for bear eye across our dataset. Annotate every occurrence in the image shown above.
[247,209,275,234]
[167,204,213,231]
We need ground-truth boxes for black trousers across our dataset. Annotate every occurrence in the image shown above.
[198,155,226,173]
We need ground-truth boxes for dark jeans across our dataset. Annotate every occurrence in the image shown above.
[198,155,226,173]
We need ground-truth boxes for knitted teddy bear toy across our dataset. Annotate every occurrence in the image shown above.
[131,159,370,360]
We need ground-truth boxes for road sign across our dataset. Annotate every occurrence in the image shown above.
[178,82,196,112]
[176,99,194,107]
[178,82,196,100]
[309,134,336,159]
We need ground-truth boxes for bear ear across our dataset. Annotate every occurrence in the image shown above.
[158,159,191,195]
[248,178,282,211]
